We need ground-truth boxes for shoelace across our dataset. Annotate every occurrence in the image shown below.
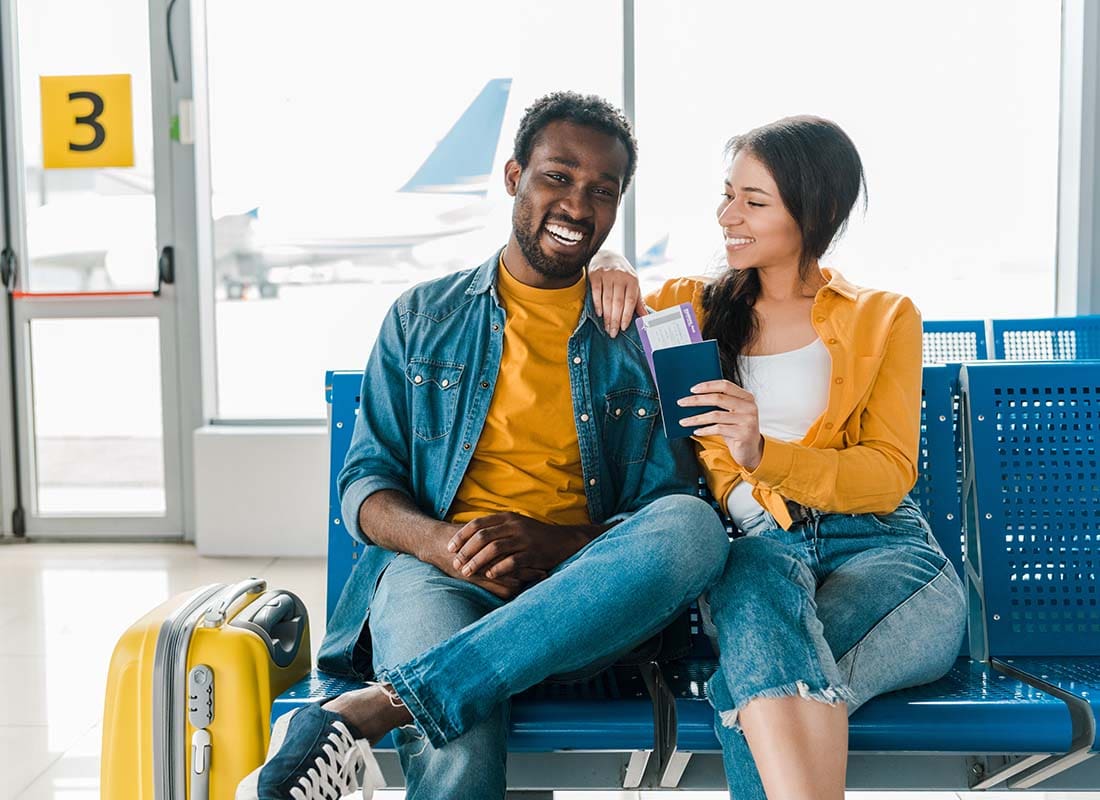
[287,721,379,800]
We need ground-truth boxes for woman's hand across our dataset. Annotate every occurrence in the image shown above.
[678,380,765,471]
[588,250,647,337]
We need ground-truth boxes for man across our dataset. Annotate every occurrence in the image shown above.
[243,92,729,800]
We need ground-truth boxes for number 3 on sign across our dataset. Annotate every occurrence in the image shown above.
[40,74,135,169]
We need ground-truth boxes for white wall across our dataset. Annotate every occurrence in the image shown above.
[193,426,327,556]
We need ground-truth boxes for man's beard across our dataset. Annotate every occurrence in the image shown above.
[512,194,598,280]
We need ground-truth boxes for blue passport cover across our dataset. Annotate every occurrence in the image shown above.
[651,339,724,440]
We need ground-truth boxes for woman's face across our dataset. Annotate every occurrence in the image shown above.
[716,151,803,271]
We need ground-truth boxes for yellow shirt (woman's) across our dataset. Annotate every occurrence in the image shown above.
[645,268,922,530]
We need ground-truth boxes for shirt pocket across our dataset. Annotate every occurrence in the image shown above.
[406,358,464,441]
[604,388,659,465]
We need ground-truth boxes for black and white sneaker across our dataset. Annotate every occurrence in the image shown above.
[236,704,385,800]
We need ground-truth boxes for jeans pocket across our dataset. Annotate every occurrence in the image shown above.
[865,502,931,538]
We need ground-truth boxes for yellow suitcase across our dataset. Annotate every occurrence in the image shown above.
[101,579,311,799]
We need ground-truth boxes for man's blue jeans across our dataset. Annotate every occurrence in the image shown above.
[366,494,729,799]
[704,495,967,799]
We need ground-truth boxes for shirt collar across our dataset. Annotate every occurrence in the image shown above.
[818,267,860,301]
[465,248,503,296]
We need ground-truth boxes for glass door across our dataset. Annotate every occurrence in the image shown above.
[1,0,184,535]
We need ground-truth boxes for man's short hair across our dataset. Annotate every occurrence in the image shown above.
[512,92,638,195]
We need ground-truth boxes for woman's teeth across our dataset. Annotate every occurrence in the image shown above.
[726,237,754,247]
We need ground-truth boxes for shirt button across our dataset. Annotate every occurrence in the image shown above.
[834,377,844,384]
[816,316,825,323]
[828,338,837,345]
[480,381,489,389]
[614,408,622,416]
[413,375,423,384]
[573,356,582,365]
[492,324,500,332]
[580,413,590,422]
[825,422,834,429]
[589,478,597,486]
[638,408,647,416]
[440,379,449,388]
[463,442,471,450]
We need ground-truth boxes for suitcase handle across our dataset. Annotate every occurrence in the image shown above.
[201,578,267,627]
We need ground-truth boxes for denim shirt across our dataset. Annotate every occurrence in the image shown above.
[318,249,700,678]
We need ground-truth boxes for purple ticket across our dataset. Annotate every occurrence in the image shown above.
[635,302,704,382]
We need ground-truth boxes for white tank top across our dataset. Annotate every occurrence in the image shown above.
[725,338,832,526]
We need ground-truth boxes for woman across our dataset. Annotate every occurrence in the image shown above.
[590,116,966,800]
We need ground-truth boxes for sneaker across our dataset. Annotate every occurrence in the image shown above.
[236,703,385,800]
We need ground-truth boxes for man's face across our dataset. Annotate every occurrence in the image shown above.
[505,120,629,281]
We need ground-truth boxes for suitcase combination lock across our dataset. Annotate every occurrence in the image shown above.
[188,664,214,800]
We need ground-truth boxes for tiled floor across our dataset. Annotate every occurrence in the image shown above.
[0,542,1089,799]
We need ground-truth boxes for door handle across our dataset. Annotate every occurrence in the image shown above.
[156,245,175,293]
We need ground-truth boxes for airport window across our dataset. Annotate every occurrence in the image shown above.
[633,0,1062,321]
[204,1,623,420]
[15,0,158,294]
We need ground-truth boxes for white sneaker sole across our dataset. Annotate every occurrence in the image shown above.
[235,708,299,800]
[235,706,386,799]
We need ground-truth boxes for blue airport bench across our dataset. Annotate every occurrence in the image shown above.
[991,314,1100,360]
[960,360,1100,789]
[649,365,1083,792]
[272,370,664,793]
[923,319,989,363]
[270,364,1100,792]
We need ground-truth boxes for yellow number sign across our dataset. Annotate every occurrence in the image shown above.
[40,74,134,169]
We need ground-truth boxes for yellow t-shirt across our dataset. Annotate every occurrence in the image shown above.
[448,256,591,526]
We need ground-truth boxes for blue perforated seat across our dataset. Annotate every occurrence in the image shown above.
[272,665,659,753]
[991,315,1100,360]
[665,656,1073,755]
[923,320,989,363]
[653,365,1079,788]
[962,361,1100,774]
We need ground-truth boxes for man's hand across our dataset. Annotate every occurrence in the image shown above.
[678,379,766,471]
[417,520,542,601]
[361,491,541,600]
[446,512,601,582]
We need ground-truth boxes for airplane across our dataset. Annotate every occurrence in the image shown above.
[23,78,513,299]
[216,77,514,298]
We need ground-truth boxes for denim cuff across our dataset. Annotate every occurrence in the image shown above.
[706,670,854,734]
[380,642,509,749]
[341,476,410,543]
[380,663,450,747]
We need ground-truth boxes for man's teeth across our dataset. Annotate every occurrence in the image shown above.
[547,223,584,245]
[726,237,755,246]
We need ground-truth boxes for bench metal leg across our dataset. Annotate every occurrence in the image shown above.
[969,754,1051,789]
[637,660,680,787]
[622,749,651,789]
[660,749,693,788]
[991,658,1098,789]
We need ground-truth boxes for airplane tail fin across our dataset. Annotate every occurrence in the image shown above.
[400,78,512,196]
[638,235,670,269]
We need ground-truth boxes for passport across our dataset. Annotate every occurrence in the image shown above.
[651,339,725,440]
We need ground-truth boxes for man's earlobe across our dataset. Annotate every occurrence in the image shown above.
[504,159,521,197]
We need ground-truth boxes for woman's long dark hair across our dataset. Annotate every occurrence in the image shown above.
[702,116,866,385]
